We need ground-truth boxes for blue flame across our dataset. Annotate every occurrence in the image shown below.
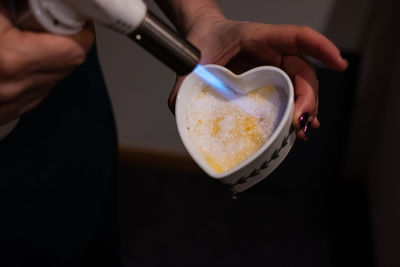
[193,65,236,99]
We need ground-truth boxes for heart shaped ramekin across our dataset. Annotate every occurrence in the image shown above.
[175,64,296,193]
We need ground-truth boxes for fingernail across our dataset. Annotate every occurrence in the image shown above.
[299,113,310,129]
[303,121,312,139]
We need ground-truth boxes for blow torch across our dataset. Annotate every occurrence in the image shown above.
[7,0,201,75]
[1,0,231,138]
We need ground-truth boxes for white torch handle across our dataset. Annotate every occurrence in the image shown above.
[25,0,147,35]
[9,0,200,74]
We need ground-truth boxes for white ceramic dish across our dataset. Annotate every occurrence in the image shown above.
[175,64,296,193]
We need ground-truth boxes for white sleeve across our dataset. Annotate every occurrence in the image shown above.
[0,119,20,140]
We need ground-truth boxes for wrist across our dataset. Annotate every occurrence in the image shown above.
[181,5,226,36]
[155,0,226,36]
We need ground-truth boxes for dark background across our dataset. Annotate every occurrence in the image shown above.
[118,54,374,266]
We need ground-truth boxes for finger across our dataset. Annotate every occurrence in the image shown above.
[0,71,65,104]
[0,82,51,124]
[0,78,33,104]
[0,23,94,76]
[293,75,317,140]
[265,25,348,71]
[0,92,48,124]
[17,89,51,116]
[23,23,94,70]
[282,55,319,140]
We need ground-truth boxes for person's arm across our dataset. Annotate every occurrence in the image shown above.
[155,0,348,140]
[0,6,94,128]
[154,0,225,35]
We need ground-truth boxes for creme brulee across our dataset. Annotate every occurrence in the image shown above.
[186,85,286,174]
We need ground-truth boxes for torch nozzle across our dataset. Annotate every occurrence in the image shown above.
[129,11,201,76]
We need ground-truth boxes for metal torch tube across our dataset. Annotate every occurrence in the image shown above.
[129,11,201,76]
[6,0,201,75]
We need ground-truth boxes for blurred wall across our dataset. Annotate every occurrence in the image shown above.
[326,1,400,266]
[336,1,400,267]
[95,0,337,153]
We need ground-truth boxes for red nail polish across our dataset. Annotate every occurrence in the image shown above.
[299,113,310,129]
[303,121,312,138]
